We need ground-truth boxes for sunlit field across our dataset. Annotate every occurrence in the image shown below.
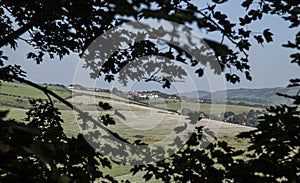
[0,84,257,181]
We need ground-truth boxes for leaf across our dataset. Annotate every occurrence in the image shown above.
[191,60,198,67]
[263,29,273,43]
[203,38,230,57]
[249,10,262,20]
[212,0,228,4]
[133,140,147,145]
[241,0,253,10]
[162,78,171,88]
[237,40,251,51]
[195,68,204,77]
[98,101,112,110]
[245,71,252,81]
[254,35,264,45]
[225,73,240,84]
[238,28,251,38]
[262,4,271,13]
[239,15,252,26]
[104,75,114,82]
[290,53,300,66]
[101,114,115,126]
[214,11,228,20]
[143,173,153,181]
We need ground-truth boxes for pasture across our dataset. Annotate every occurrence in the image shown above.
[143,98,262,115]
[0,82,71,99]
[0,82,258,181]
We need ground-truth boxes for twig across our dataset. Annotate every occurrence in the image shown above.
[0,20,36,48]
[11,76,125,141]
[44,88,54,107]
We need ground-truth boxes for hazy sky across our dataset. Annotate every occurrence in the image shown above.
[3,1,299,93]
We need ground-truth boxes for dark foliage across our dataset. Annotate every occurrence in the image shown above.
[0,100,115,182]
[0,0,299,182]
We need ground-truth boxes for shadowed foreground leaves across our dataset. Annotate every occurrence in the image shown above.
[130,125,244,182]
[232,105,300,182]
[0,100,116,183]
[0,0,299,182]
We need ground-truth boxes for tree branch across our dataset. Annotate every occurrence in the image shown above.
[276,92,298,100]
[0,20,36,48]
[10,76,137,147]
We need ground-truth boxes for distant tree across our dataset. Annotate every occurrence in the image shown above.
[224,111,235,119]
[111,87,118,94]
[131,95,140,102]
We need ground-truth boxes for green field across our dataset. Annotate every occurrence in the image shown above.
[0,82,71,99]
[0,82,72,110]
[140,98,263,115]
[0,82,259,182]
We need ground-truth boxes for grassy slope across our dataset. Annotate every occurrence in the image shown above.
[183,87,299,105]
[0,82,71,110]
[0,82,71,99]
[142,99,263,115]
[66,92,256,181]
[1,85,257,145]
[1,84,257,181]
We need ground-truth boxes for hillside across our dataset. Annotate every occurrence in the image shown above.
[0,82,71,109]
[181,87,299,105]
[0,82,258,181]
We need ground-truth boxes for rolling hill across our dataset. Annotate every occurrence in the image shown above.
[181,87,299,105]
[0,81,71,109]
[0,81,262,181]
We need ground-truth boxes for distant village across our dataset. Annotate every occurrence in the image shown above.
[65,84,266,127]
[65,84,214,102]
[128,91,158,99]
[66,84,180,101]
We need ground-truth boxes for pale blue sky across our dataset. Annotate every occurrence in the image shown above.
[3,1,299,93]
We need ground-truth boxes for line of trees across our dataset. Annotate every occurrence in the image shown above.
[222,110,264,127]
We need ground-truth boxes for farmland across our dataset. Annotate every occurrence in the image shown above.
[0,82,259,140]
[0,82,259,181]
[140,98,262,115]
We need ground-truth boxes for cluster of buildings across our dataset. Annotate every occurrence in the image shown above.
[67,85,159,100]
[128,91,159,99]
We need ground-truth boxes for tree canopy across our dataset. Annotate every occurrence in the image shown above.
[0,0,299,182]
